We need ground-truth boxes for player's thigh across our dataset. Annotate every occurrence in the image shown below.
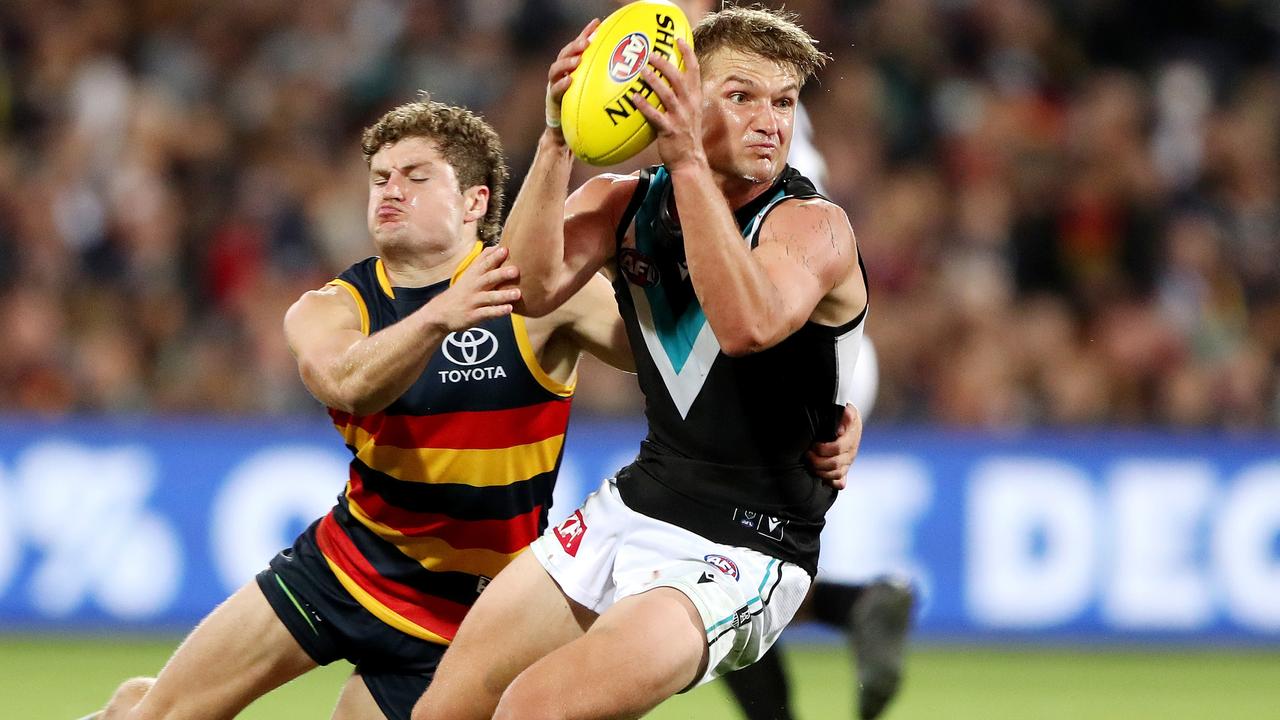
[414,550,595,720]
[331,673,386,720]
[495,586,707,720]
[129,582,317,720]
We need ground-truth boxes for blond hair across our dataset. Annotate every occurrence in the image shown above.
[693,5,829,85]
[361,97,509,244]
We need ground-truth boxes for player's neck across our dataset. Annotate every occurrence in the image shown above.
[716,173,776,212]
[380,236,478,288]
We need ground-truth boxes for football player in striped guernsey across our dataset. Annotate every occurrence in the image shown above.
[88,96,859,720]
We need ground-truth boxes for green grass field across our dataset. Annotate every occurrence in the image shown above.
[12,636,1277,719]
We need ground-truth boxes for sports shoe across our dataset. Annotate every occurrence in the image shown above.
[850,577,914,719]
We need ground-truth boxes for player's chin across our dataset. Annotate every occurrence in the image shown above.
[737,156,781,183]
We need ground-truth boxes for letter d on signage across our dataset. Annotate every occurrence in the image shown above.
[966,458,1096,629]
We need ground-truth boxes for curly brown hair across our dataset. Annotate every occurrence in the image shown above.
[361,96,509,245]
[693,5,830,86]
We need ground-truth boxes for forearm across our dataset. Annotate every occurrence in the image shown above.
[313,309,448,415]
[505,130,576,315]
[671,164,790,355]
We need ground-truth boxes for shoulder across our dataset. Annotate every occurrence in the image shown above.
[765,196,854,243]
[759,198,857,278]
[285,282,363,335]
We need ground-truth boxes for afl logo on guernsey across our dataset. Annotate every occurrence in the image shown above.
[619,248,660,287]
[443,328,499,366]
[609,33,650,83]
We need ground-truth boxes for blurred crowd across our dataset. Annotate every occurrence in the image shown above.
[0,0,1277,429]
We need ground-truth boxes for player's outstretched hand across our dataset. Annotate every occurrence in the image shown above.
[427,246,521,332]
[546,18,601,131]
[807,403,863,489]
[633,38,704,170]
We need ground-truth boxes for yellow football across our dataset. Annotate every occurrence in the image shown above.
[561,0,694,166]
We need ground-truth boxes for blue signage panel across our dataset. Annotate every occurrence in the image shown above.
[0,418,1276,642]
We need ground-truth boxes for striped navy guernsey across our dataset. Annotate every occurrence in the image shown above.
[611,165,868,577]
[318,242,574,645]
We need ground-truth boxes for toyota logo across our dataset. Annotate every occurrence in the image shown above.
[442,328,499,367]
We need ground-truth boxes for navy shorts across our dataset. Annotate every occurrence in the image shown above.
[256,519,446,720]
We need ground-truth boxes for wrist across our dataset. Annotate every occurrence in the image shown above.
[540,127,571,152]
[666,153,710,177]
[418,297,454,337]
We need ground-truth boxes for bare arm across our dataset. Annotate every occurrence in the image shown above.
[284,246,521,415]
[636,40,862,356]
[557,273,634,373]
[505,20,622,316]
[679,193,860,355]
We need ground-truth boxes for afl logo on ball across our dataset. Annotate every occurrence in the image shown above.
[442,328,499,367]
[619,248,660,287]
[609,33,650,83]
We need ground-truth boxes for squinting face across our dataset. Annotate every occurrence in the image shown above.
[699,49,800,185]
[367,136,480,253]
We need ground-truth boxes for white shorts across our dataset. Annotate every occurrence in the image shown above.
[530,477,812,686]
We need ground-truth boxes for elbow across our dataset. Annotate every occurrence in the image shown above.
[338,377,393,416]
[717,330,770,358]
[719,340,762,358]
[515,281,559,317]
[301,365,383,416]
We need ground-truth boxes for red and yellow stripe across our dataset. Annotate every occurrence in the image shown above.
[330,403,570,487]
[345,472,541,553]
[316,514,473,644]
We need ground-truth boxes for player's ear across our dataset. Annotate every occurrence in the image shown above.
[462,185,489,223]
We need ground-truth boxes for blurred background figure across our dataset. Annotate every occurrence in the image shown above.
[0,0,1275,426]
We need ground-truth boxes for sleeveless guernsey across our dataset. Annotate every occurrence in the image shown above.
[612,166,867,576]
[317,243,574,644]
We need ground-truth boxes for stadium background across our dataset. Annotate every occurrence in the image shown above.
[1,0,1278,717]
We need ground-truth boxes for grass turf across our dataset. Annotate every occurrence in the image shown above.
[11,636,1276,719]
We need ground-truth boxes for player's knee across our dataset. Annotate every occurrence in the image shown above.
[409,696,437,720]
[492,674,561,720]
[100,677,155,719]
[410,693,465,720]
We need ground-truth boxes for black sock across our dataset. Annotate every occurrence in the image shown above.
[811,580,865,628]
[723,644,794,720]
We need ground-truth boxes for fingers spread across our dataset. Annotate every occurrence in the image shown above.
[640,67,678,110]
[676,38,698,75]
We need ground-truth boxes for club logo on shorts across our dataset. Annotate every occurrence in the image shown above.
[704,554,740,581]
[553,509,588,557]
[731,605,753,630]
[609,33,650,83]
[619,248,660,287]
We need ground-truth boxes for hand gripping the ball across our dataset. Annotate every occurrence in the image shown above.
[632,38,706,172]
[425,246,522,333]
[546,19,601,131]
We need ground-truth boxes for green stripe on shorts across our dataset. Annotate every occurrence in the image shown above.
[275,574,319,635]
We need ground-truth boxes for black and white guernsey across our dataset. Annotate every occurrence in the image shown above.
[611,165,868,576]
